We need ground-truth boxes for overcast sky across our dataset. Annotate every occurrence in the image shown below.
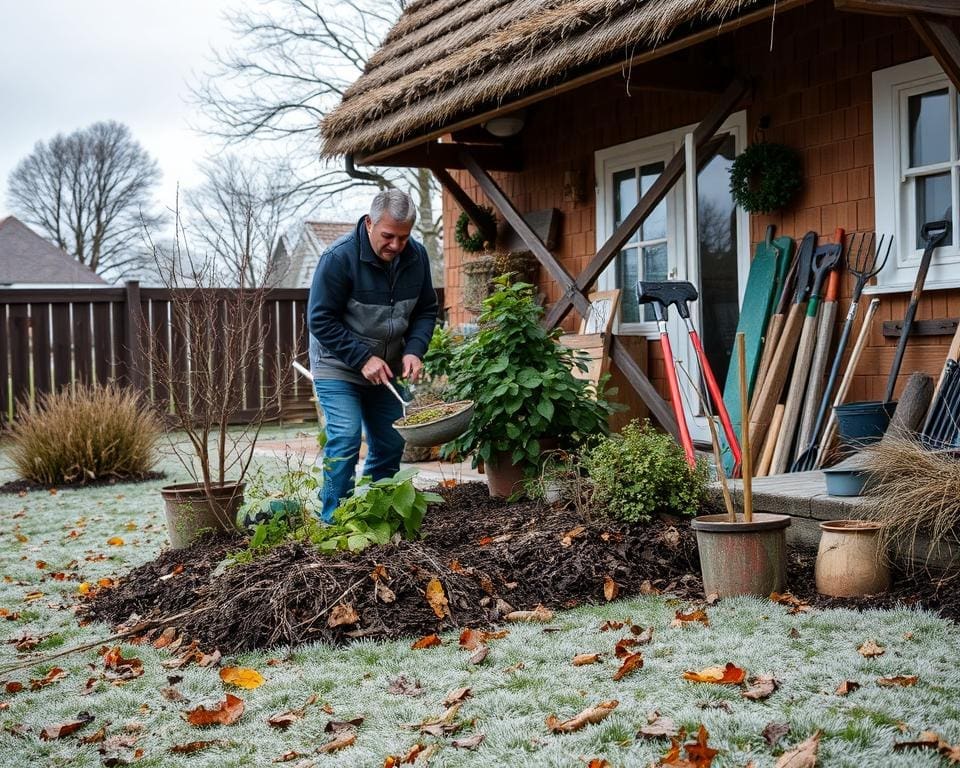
[0,0,238,221]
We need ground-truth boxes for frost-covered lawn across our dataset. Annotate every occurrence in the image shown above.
[1,427,959,767]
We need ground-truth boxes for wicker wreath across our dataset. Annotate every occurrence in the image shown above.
[729,142,802,214]
[454,206,496,253]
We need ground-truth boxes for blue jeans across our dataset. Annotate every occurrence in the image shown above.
[313,379,405,523]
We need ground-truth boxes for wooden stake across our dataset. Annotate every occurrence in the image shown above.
[738,332,753,522]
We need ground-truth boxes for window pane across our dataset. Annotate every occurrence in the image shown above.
[908,88,949,167]
[915,172,953,248]
[613,169,636,230]
[641,243,668,322]
[617,247,640,323]
[640,162,666,241]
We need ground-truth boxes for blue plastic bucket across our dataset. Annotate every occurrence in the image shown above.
[834,400,897,447]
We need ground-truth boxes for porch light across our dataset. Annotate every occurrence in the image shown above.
[483,111,525,137]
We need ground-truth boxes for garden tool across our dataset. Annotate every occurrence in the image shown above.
[796,266,841,453]
[748,231,817,464]
[884,220,951,403]
[383,379,412,419]
[771,229,844,475]
[921,360,960,449]
[792,233,891,472]
[637,280,741,473]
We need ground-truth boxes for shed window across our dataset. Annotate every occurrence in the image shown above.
[872,58,960,292]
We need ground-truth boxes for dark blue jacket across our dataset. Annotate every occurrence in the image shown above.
[308,217,438,384]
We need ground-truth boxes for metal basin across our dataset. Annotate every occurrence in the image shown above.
[393,400,475,447]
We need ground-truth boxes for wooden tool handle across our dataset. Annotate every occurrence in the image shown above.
[771,313,820,474]
[752,313,785,413]
[758,404,785,477]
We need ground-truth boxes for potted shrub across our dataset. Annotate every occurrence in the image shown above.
[147,229,290,548]
[443,279,618,497]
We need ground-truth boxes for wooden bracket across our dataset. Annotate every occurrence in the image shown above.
[882,317,959,338]
[910,14,960,91]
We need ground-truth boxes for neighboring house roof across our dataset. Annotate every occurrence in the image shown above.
[321,0,771,157]
[273,220,354,288]
[0,216,108,286]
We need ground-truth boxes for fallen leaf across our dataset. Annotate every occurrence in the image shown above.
[4,682,23,694]
[762,722,791,748]
[876,674,919,687]
[98,578,115,589]
[196,649,222,668]
[39,712,94,740]
[425,578,450,620]
[327,603,359,628]
[770,592,812,614]
[613,652,644,681]
[375,581,397,603]
[170,740,227,754]
[219,666,265,690]
[477,536,493,546]
[30,667,68,690]
[857,640,885,658]
[325,717,364,733]
[835,680,860,696]
[599,620,625,631]
[587,761,612,768]
[459,628,482,650]
[603,576,619,602]
[107,537,125,546]
[614,637,642,658]
[103,647,144,681]
[894,731,944,752]
[23,591,44,602]
[742,675,779,701]
[369,564,389,581]
[78,725,107,744]
[684,724,720,767]
[697,700,733,713]
[640,580,660,595]
[152,627,178,649]
[776,731,820,767]
[161,686,188,703]
[788,627,801,639]
[442,687,471,707]
[560,525,586,547]
[671,609,709,628]
[410,634,441,650]
[78,582,92,596]
[632,625,654,644]
[185,694,244,727]
[317,731,356,754]
[572,653,602,666]
[158,564,184,581]
[468,645,489,665]
[505,605,554,622]
[451,733,485,749]
[274,750,310,762]
[683,663,746,685]
[387,676,424,697]
[638,712,678,739]
[545,700,618,733]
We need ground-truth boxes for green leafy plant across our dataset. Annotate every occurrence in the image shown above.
[582,419,707,524]
[311,468,443,552]
[443,279,618,474]
[8,383,160,485]
[423,324,459,380]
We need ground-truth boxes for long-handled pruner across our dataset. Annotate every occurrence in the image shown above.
[637,281,742,473]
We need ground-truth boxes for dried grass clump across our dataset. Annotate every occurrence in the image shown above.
[861,436,960,571]
[9,384,161,486]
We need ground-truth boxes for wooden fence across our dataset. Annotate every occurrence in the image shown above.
[0,284,446,426]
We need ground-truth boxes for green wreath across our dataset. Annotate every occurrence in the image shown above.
[454,206,496,253]
[729,142,802,214]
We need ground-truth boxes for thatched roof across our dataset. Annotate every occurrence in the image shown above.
[322,0,771,158]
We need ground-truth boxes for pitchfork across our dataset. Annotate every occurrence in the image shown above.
[792,232,892,471]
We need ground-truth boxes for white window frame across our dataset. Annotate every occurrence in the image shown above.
[594,111,750,337]
[872,56,960,293]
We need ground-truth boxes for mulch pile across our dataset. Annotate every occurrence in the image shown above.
[85,483,700,653]
[84,482,960,654]
[0,471,166,495]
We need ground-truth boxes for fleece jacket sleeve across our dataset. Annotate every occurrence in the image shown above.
[403,246,439,359]
[307,249,372,370]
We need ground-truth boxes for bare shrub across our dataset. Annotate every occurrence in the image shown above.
[9,383,160,485]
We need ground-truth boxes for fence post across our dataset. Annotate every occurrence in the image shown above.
[124,280,145,392]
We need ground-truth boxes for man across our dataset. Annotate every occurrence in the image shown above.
[308,190,438,522]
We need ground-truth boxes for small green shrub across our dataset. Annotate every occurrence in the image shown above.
[582,419,706,523]
[9,384,160,485]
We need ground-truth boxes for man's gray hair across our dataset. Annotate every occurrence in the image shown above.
[369,189,417,226]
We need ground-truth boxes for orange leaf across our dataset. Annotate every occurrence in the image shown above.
[39,713,95,740]
[369,564,389,582]
[459,628,481,650]
[857,640,885,658]
[599,620,625,631]
[477,536,494,546]
[170,740,225,754]
[684,724,720,768]
[671,609,709,628]
[186,693,245,727]
[603,576,619,602]
[219,667,265,690]
[683,663,746,685]
[613,652,644,681]
[545,700,618,733]
[78,582,92,596]
[107,537,125,546]
[411,634,441,650]
[560,525,586,547]
[97,578,115,589]
[742,675,779,701]
[5,682,23,694]
[103,646,144,680]
[588,761,612,768]
[30,666,68,690]
[504,604,554,622]
[775,730,820,767]
[877,675,918,687]
[317,731,356,753]
[328,603,359,628]
[572,653,602,666]
[425,578,450,619]
[614,637,642,658]
[835,680,860,696]
[442,687,472,706]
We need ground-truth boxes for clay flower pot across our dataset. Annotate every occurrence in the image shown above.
[690,513,791,597]
[815,519,890,597]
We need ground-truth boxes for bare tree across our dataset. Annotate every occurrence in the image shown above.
[185,154,305,287]
[6,121,163,279]
[192,0,443,282]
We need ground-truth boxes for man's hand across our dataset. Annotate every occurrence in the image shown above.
[402,354,423,383]
[361,355,393,385]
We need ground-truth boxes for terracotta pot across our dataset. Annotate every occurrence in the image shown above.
[160,481,245,549]
[815,520,890,597]
[484,450,526,498]
[690,513,790,598]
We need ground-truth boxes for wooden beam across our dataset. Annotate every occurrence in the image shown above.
[431,167,496,242]
[910,15,960,90]
[355,0,807,167]
[366,141,521,171]
[835,0,960,17]
[459,148,593,320]
[544,78,750,329]
[610,336,680,439]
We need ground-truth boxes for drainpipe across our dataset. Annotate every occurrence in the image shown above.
[345,154,390,186]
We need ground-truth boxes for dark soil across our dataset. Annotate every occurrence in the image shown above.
[84,482,960,654]
[0,471,166,495]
